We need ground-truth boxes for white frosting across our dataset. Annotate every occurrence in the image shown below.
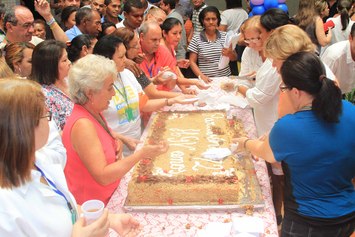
[168,128,200,151]
[154,112,233,177]
[212,168,235,177]
[192,157,224,171]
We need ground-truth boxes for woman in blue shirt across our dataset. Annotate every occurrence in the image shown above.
[236,51,355,237]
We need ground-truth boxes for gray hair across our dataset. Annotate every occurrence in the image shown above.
[68,54,117,104]
[138,21,160,36]
[3,6,18,32]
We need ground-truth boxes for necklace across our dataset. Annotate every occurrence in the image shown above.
[299,105,312,111]
[82,105,114,139]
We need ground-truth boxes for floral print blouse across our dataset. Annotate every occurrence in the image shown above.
[42,84,74,130]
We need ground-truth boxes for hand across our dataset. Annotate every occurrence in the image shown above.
[199,74,212,83]
[34,0,52,21]
[194,80,210,90]
[109,213,141,237]
[244,71,256,79]
[180,86,197,95]
[177,59,190,69]
[222,44,237,61]
[232,137,249,152]
[125,59,142,78]
[121,136,140,151]
[153,67,173,85]
[171,94,197,104]
[72,208,110,237]
[140,140,169,158]
[236,84,248,97]
[221,45,234,58]
[134,53,145,64]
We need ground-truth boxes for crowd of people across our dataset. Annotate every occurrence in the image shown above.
[0,0,354,236]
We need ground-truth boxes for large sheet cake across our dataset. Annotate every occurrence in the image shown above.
[124,110,264,210]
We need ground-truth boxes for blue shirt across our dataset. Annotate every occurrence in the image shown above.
[65,25,82,41]
[270,100,355,220]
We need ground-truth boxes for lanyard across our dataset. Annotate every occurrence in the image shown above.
[114,75,130,107]
[144,60,155,78]
[35,165,76,224]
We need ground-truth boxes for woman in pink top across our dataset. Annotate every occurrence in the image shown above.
[161,18,209,94]
[63,54,168,205]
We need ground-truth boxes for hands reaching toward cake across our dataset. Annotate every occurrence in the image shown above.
[109,213,141,237]
[121,136,140,152]
[233,137,250,153]
[169,94,199,105]
[140,140,169,159]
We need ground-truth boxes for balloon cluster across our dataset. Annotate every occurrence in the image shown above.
[249,0,288,17]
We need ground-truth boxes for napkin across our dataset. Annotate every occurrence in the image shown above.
[195,222,233,237]
[217,95,249,109]
[231,216,264,237]
[202,148,232,161]
[218,32,241,70]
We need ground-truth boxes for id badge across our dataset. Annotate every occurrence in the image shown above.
[125,107,134,121]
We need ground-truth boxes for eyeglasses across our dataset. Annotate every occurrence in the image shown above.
[128,44,140,49]
[11,21,34,30]
[244,37,261,44]
[41,111,52,121]
[279,84,291,92]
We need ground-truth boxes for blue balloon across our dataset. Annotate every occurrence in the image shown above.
[249,1,255,8]
[277,3,288,13]
[248,12,254,18]
[252,5,266,15]
[264,0,279,10]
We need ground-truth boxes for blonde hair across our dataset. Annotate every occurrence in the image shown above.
[240,15,262,35]
[264,24,316,60]
[0,58,15,78]
[4,42,35,71]
[315,0,328,15]
[0,79,45,188]
[294,0,317,29]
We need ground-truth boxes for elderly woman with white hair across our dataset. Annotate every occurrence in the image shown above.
[62,54,168,206]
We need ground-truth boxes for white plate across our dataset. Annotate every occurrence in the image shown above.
[183,98,199,102]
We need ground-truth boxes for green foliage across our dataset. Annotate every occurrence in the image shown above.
[345,89,355,104]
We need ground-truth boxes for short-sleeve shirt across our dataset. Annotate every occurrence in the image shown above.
[139,45,177,78]
[269,100,355,224]
[188,30,231,77]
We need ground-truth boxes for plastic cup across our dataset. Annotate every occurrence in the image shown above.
[81,199,104,224]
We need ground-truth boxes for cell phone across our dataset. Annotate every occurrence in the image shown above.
[324,20,335,32]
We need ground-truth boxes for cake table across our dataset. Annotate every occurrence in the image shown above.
[107,77,279,237]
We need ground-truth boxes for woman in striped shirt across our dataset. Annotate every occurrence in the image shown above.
[188,6,236,83]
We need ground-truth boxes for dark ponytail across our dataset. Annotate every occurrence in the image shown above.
[280,52,342,123]
[67,34,94,62]
[260,8,293,32]
[337,0,351,31]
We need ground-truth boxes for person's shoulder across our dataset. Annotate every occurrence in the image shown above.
[121,68,136,79]
[322,40,347,59]
[157,44,172,55]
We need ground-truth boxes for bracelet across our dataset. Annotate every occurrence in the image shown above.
[46,17,56,26]
[243,138,251,149]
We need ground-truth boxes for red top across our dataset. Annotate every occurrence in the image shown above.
[63,104,120,205]
[139,45,177,91]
